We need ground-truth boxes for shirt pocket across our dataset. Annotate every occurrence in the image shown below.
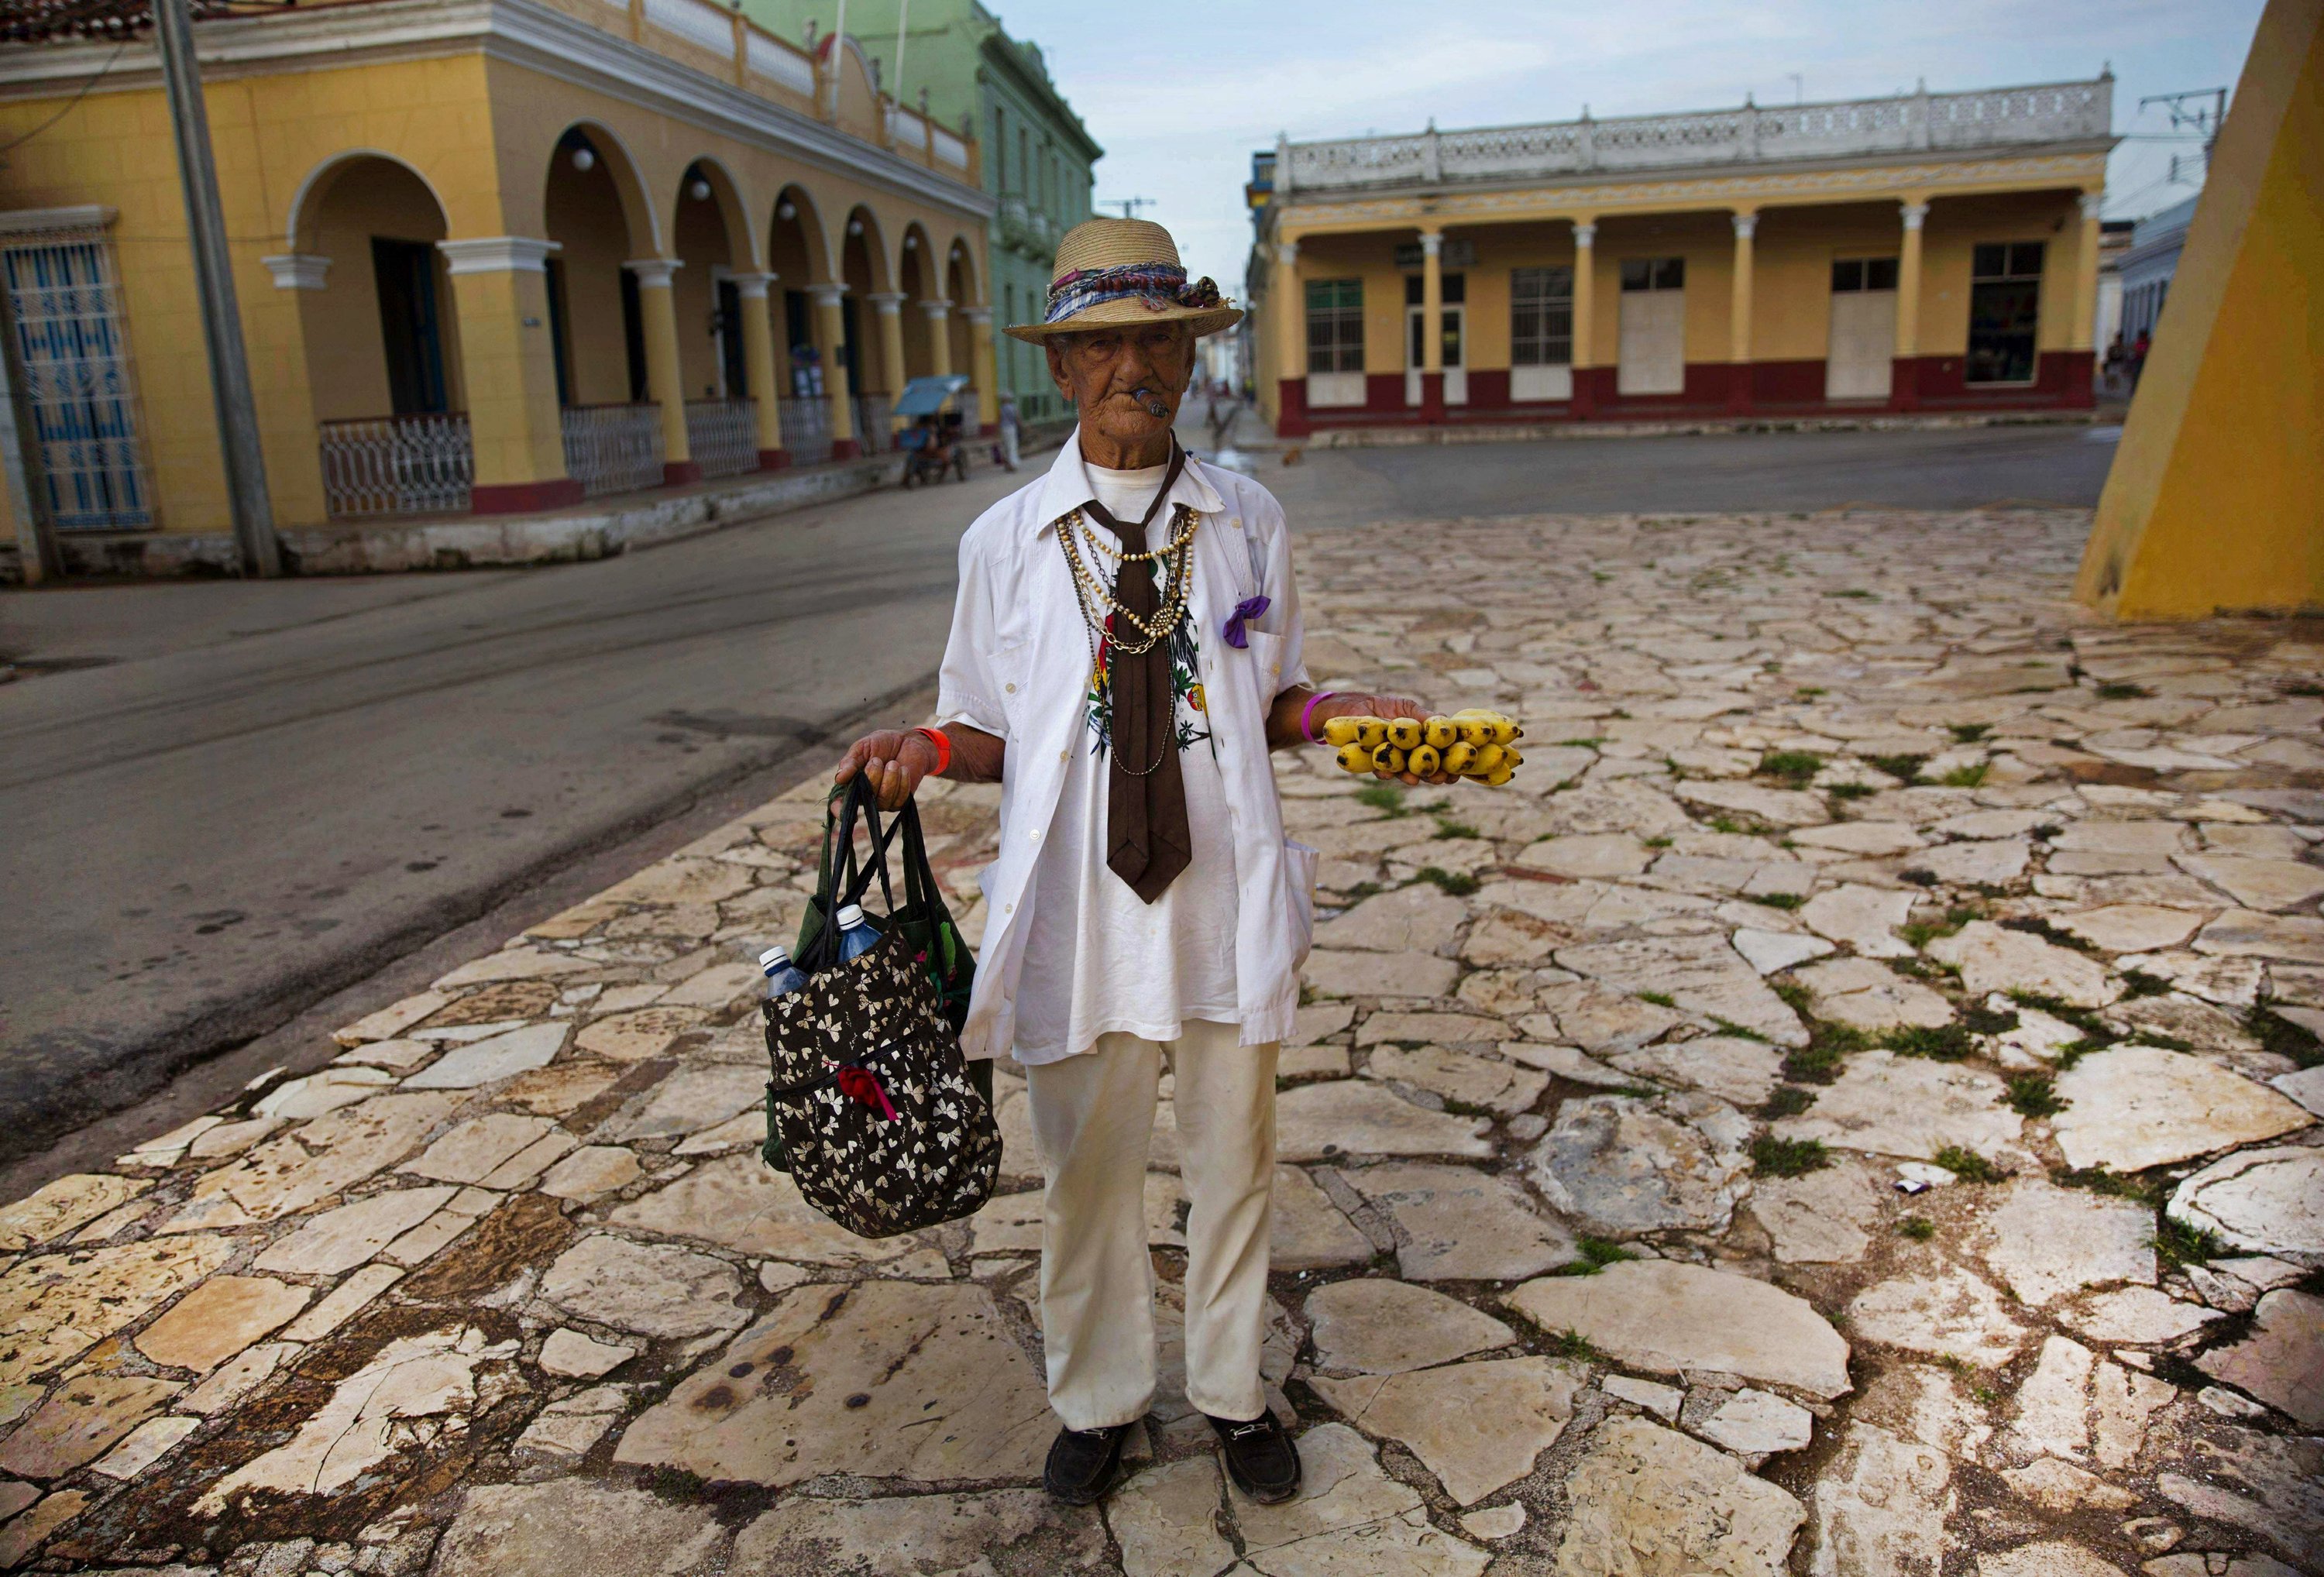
[1283,837,1320,963]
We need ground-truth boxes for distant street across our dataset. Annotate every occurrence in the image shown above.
[0,417,2113,1159]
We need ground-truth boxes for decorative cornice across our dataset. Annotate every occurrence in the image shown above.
[0,0,996,224]
[438,235,559,273]
[728,270,777,297]
[0,204,115,235]
[624,256,682,287]
[865,290,907,311]
[260,253,332,290]
[805,280,848,304]
[1278,152,2109,235]
[919,298,952,319]
[959,306,992,325]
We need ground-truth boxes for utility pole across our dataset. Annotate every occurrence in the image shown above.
[1101,197,1155,219]
[2140,87,2230,160]
[153,0,280,576]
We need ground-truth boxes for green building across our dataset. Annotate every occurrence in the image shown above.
[744,1,1101,433]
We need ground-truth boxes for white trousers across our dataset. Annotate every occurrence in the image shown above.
[1001,426,1022,469]
[1024,1020,1277,1431]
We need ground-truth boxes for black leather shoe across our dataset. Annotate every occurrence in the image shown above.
[1043,1423,1129,1505]
[1210,1411,1301,1503]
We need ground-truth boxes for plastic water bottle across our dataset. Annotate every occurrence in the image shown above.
[758,946,809,1000]
[835,903,883,962]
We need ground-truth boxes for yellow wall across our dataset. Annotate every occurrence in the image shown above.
[2076,0,2324,617]
[0,28,986,538]
[1260,185,2095,395]
[545,153,638,407]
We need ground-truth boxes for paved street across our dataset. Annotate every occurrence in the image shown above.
[0,490,2319,1575]
[0,467,1023,1162]
[0,421,2113,1163]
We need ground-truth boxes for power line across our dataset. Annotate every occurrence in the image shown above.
[0,36,127,157]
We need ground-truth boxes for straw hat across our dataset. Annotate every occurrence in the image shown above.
[1005,218,1243,343]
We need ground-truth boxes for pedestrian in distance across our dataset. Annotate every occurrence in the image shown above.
[999,392,1023,472]
[2131,328,2152,389]
[834,218,1459,1509]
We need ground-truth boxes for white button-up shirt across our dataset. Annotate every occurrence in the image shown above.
[936,433,1319,1063]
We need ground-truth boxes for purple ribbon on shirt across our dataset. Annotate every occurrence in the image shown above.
[1222,596,1270,648]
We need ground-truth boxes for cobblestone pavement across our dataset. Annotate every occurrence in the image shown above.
[2,506,2321,1576]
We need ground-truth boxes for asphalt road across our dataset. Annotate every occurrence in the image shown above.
[0,419,2113,1159]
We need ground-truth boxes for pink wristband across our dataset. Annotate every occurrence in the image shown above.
[1299,691,1342,745]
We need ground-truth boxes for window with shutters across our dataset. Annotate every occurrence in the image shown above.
[1305,279,1363,374]
[1510,266,1573,366]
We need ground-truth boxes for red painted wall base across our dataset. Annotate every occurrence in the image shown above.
[1276,353,2099,435]
[831,438,861,460]
[470,477,585,515]
[663,460,703,487]
[757,448,792,471]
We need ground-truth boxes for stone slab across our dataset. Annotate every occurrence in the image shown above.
[1506,1259,1851,1398]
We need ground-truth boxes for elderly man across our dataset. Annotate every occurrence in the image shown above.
[836,218,1448,1507]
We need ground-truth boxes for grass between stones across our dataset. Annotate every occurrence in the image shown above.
[2094,682,2154,701]
[1356,782,1408,816]
[1758,1085,1817,1120]
[1827,782,1877,802]
[1413,866,1480,897]
[1748,892,1805,911]
[1867,753,1928,783]
[2120,970,2172,998]
[1759,751,1824,787]
[1998,915,2099,954]
[1931,1145,2006,1183]
[1896,1215,1937,1241]
[1638,991,1677,1008]
[2247,1004,2324,1069]
[1751,1134,1831,1177]
[1549,1237,1642,1277]
[1949,723,1992,744]
[1544,1328,1605,1362]
[1936,763,1990,788]
[1900,904,1983,950]
[1960,1003,2020,1036]
[1882,1024,1975,1060]
[2004,1072,2066,1118]
[2152,1214,2227,1273]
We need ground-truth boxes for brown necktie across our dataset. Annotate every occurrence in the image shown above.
[1085,446,1192,903]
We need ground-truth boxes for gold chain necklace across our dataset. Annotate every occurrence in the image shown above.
[1057,504,1198,657]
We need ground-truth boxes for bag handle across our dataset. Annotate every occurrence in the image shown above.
[802,776,902,971]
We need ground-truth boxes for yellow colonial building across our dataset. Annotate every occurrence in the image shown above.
[1250,77,2116,437]
[0,0,995,572]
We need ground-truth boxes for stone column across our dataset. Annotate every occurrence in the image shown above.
[1893,200,1929,411]
[809,281,858,459]
[868,290,909,436]
[731,272,786,469]
[1570,221,1597,420]
[1418,228,1446,424]
[2067,191,2105,408]
[1274,238,1308,437]
[624,257,696,484]
[964,307,999,433]
[920,297,953,377]
[1728,210,1758,414]
[440,237,582,513]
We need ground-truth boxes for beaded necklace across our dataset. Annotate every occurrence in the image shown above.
[1055,502,1200,778]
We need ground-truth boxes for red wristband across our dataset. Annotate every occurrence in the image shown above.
[912,726,952,775]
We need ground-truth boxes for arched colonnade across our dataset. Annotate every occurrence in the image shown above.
[280,122,995,517]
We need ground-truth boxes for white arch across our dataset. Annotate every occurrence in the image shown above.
[285,147,452,253]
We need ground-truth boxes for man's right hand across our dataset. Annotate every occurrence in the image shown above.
[835,729,942,811]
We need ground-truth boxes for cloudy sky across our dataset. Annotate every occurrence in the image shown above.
[969,0,2264,290]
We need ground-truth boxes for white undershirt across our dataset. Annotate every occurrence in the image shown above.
[1011,461,1242,1063]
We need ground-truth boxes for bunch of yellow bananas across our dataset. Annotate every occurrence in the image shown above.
[1320,709,1525,785]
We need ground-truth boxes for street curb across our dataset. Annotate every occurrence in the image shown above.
[1,452,910,582]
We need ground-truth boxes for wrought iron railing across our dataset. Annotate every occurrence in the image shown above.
[560,403,662,498]
[852,394,894,454]
[684,397,758,479]
[779,397,832,467]
[318,413,472,518]
[1278,77,2114,191]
